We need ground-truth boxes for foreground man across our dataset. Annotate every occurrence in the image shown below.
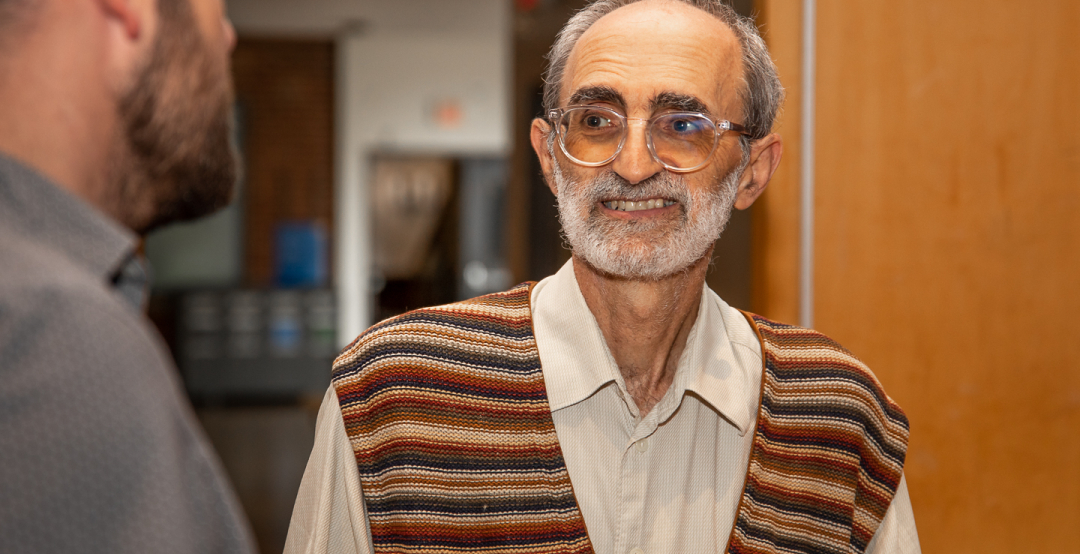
[287,1,918,552]
[0,0,254,552]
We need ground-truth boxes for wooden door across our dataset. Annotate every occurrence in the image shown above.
[756,1,1080,551]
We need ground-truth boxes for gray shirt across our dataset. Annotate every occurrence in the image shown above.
[0,153,256,553]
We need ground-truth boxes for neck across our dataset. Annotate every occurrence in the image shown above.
[0,12,124,226]
[573,251,711,416]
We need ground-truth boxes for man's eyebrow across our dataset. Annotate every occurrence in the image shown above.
[568,86,625,107]
[652,92,710,114]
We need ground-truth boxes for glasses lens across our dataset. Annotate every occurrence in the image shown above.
[560,107,624,164]
[650,113,717,170]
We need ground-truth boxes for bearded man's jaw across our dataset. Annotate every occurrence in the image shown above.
[552,159,739,281]
[111,0,237,235]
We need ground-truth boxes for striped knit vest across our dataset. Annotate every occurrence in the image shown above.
[332,284,910,554]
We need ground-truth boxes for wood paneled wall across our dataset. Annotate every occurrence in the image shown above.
[753,0,803,323]
[232,39,335,287]
[757,1,1080,551]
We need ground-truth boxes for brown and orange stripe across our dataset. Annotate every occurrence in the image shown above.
[332,284,908,554]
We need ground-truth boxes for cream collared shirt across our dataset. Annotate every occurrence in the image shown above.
[285,261,920,554]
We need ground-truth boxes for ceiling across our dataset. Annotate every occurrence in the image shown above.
[225,0,506,37]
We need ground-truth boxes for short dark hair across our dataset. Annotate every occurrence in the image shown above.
[542,0,784,142]
[0,0,40,43]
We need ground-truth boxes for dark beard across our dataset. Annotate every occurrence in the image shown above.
[114,0,237,234]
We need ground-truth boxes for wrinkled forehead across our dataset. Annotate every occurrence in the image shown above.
[561,0,744,118]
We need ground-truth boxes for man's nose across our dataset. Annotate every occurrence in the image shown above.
[611,119,662,185]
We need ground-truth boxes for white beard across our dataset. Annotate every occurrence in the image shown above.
[553,152,745,281]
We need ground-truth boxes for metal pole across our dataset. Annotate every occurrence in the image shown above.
[799,0,817,329]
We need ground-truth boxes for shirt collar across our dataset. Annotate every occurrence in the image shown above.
[0,152,142,300]
[531,260,622,411]
[680,283,761,435]
[531,259,761,435]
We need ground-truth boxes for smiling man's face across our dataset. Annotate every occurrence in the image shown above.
[538,0,752,280]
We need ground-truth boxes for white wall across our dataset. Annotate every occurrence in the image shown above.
[144,204,243,290]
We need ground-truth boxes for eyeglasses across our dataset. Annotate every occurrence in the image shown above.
[548,105,750,173]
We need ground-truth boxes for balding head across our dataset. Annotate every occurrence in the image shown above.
[543,0,783,143]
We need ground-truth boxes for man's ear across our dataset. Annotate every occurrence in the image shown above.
[530,118,559,197]
[96,0,148,40]
[96,0,156,93]
[734,133,782,210]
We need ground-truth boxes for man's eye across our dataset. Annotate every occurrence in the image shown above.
[584,114,611,128]
[670,119,700,134]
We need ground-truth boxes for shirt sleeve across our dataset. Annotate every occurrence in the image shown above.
[864,473,922,554]
[284,386,374,554]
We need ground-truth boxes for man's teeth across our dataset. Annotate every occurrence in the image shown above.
[603,199,676,212]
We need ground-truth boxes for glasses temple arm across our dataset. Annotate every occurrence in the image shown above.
[722,121,752,136]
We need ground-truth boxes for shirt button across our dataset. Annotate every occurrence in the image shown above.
[630,548,645,554]
[635,439,649,452]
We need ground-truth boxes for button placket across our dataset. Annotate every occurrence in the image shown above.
[615,430,649,554]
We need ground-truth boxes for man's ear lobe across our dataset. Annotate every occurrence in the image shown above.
[733,133,782,210]
[530,118,559,196]
[97,0,145,39]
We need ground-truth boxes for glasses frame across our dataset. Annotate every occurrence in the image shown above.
[548,105,750,173]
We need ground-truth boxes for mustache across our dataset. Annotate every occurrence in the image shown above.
[577,171,692,206]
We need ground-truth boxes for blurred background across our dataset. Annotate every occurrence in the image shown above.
[142,0,1078,552]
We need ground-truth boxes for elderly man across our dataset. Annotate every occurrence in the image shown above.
[287,1,918,553]
[0,0,254,552]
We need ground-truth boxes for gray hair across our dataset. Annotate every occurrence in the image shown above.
[542,0,784,142]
